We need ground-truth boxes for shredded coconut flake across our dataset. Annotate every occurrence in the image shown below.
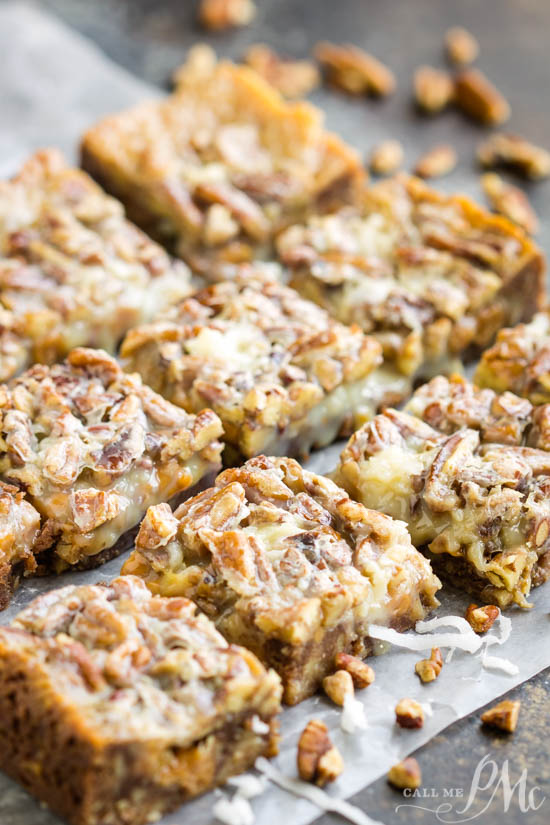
[255,758,387,825]
[341,692,368,733]
[368,617,482,654]
[213,794,254,825]
[421,701,434,718]
[482,652,519,676]
[484,612,511,648]
[250,715,270,735]
[227,774,267,799]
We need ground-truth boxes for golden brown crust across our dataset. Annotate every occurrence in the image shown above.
[120,273,382,459]
[122,455,440,704]
[475,313,550,405]
[278,174,545,378]
[0,150,191,382]
[335,408,550,607]
[80,54,364,269]
[0,575,281,825]
[0,348,223,569]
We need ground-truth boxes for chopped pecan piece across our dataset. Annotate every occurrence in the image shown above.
[198,0,256,30]
[415,648,443,683]
[414,66,454,113]
[388,757,422,790]
[455,68,510,125]
[445,27,479,65]
[481,173,539,234]
[414,145,457,178]
[395,698,424,729]
[244,45,320,98]
[477,133,550,180]
[334,653,375,688]
[369,140,404,175]
[465,603,500,634]
[481,699,521,732]
[323,670,354,706]
[297,719,344,787]
[315,41,396,96]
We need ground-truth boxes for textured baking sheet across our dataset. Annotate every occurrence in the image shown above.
[0,4,549,825]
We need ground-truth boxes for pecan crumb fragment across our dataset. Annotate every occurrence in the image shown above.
[415,648,443,683]
[481,699,521,733]
[323,669,354,706]
[199,0,256,30]
[455,68,510,125]
[395,698,424,729]
[244,45,320,98]
[315,42,396,97]
[481,173,539,235]
[388,757,422,790]
[297,719,344,787]
[369,140,404,176]
[414,145,457,179]
[445,26,479,65]
[465,603,500,634]
[477,133,550,180]
[334,652,375,688]
[414,66,454,113]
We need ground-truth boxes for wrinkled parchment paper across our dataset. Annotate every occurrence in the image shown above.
[0,5,548,824]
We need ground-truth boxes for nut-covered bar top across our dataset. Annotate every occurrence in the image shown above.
[0,348,223,572]
[277,174,545,379]
[0,149,190,381]
[120,273,383,460]
[0,576,281,825]
[122,455,441,704]
[0,482,40,610]
[475,312,550,405]
[406,374,550,450]
[335,408,550,607]
[80,49,364,273]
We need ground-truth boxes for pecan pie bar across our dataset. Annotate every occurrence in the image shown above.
[80,51,364,274]
[0,576,281,825]
[406,374,550,450]
[122,456,441,704]
[334,408,550,607]
[0,348,223,572]
[0,482,40,609]
[0,150,190,381]
[120,274,383,460]
[475,312,550,405]
[277,174,544,382]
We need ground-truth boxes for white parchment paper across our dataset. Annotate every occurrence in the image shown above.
[0,4,548,825]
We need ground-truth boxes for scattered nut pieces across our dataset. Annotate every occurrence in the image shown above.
[199,0,256,30]
[481,700,521,733]
[455,68,510,125]
[477,133,550,180]
[334,652,376,688]
[464,603,500,634]
[415,648,443,683]
[414,145,457,178]
[395,698,425,729]
[297,719,344,787]
[414,66,454,113]
[323,669,354,706]
[315,42,396,97]
[387,757,422,790]
[481,172,539,234]
[369,140,404,176]
[244,45,321,98]
[445,26,479,65]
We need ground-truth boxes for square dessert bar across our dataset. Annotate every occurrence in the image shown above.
[0,482,40,609]
[475,312,550,405]
[0,576,281,825]
[122,455,441,704]
[406,374,550,450]
[334,408,550,608]
[277,174,545,384]
[0,149,190,381]
[0,348,223,573]
[120,273,384,460]
[80,50,364,274]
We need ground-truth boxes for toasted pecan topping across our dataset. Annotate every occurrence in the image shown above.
[445,27,479,65]
[334,653,375,688]
[323,670,354,706]
[315,42,395,96]
[244,45,320,98]
[455,68,510,125]
[395,698,425,728]
[415,648,443,683]
[369,140,404,175]
[388,757,422,790]
[477,133,550,180]
[414,66,454,113]
[414,145,457,179]
[481,173,539,235]
[465,603,500,634]
[481,699,521,732]
[297,719,344,786]
[198,0,256,30]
